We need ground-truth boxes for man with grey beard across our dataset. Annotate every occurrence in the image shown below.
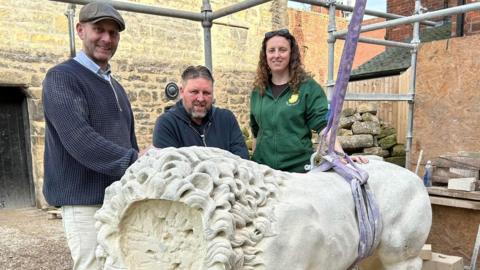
[153,65,249,159]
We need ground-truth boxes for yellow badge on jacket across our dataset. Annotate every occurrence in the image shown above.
[287,93,299,105]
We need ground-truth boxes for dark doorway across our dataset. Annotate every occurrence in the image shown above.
[0,87,35,208]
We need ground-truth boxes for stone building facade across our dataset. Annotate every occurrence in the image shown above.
[0,0,282,208]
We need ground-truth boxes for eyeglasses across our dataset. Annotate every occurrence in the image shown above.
[264,28,290,39]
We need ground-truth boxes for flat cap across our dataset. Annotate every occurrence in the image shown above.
[79,1,125,31]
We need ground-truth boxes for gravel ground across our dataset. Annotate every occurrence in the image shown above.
[0,207,72,270]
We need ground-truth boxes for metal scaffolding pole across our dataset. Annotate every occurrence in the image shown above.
[336,36,415,49]
[293,0,437,26]
[50,0,204,21]
[65,4,76,58]
[211,0,271,20]
[334,2,480,37]
[345,93,414,101]
[50,0,268,71]
[405,0,422,170]
[326,1,337,100]
[202,0,213,71]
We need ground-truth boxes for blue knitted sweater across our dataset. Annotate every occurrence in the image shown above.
[42,59,138,206]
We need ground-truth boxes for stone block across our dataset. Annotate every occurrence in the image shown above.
[341,107,356,117]
[420,244,432,260]
[31,121,45,136]
[377,126,396,139]
[447,177,476,191]
[361,112,379,122]
[339,116,356,129]
[426,252,464,270]
[352,121,380,135]
[385,156,406,167]
[338,134,374,150]
[379,134,397,149]
[28,99,44,122]
[357,103,378,114]
[422,260,435,270]
[338,128,353,136]
[363,146,387,157]
[391,144,406,157]
[0,69,29,86]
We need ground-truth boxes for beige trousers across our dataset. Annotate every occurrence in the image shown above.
[62,205,101,270]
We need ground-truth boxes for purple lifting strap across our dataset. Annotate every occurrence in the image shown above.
[311,0,383,266]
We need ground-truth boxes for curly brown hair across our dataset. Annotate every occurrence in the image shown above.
[253,29,310,96]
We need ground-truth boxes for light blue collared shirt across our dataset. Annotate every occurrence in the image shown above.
[74,51,112,81]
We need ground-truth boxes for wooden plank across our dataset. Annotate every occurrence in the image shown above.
[433,167,466,179]
[428,186,480,201]
[440,155,480,169]
[431,175,449,185]
[432,157,479,170]
[449,167,479,179]
[429,195,480,210]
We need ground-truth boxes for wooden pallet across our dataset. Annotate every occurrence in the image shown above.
[431,153,480,186]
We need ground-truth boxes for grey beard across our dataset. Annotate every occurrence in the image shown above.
[187,106,210,120]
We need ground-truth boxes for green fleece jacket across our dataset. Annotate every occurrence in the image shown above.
[250,78,328,172]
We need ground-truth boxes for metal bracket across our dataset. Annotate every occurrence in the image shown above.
[325,0,336,6]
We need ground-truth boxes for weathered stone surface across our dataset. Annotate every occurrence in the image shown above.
[338,128,353,136]
[379,134,397,150]
[31,121,45,136]
[351,121,381,135]
[28,99,44,122]
[361,112,379,122]
[385,156,406,167]
[357,103,378,114]
[0,69,29,86]
[338,134,374,150]
[391,144,406,157]
[363,146,389,157]
[353,112,363,121]
[377,126,396,139]
[341,107,356,117]
[339,116,356,129]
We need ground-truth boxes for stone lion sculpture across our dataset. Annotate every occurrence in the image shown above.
[95,146,432,270]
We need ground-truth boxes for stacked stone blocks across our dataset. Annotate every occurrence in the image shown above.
[338,103,406,167]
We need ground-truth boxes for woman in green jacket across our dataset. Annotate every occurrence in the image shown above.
[250,29,365,173]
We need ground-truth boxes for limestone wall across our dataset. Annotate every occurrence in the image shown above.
[0,0,279,207]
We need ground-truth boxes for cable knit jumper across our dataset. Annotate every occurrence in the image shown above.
[42,59,138,206]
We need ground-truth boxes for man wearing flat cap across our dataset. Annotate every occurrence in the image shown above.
[42,2,142,269]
